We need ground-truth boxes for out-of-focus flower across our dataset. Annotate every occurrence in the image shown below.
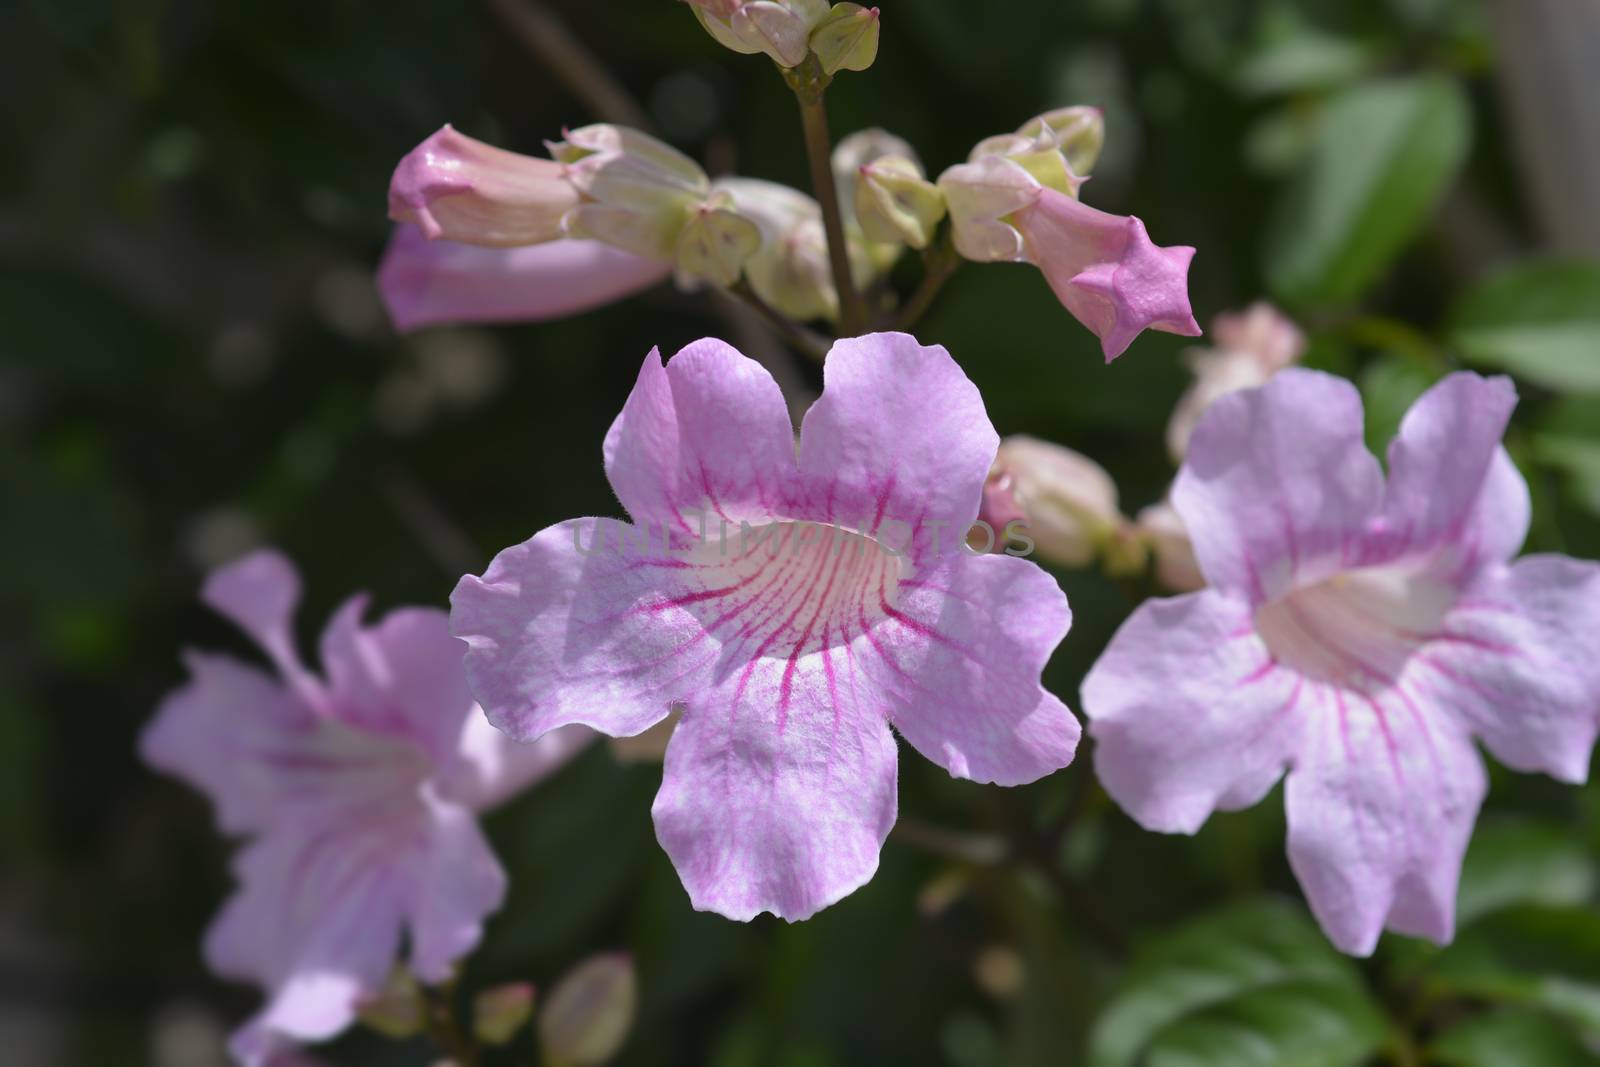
[377,227,672,333]
[682,0,830,68]
[1135,500,1204,592]
[979,436,1125,568]
[939,110,1198,361]
[452,333,1081,921]
[1084,370,1600,956]
[141,551,590,1065]
[388,125,578,246]
[809,3,880,75]
[715,177,878,321]
[1167,302,1305,460]
[537,954,637,1067]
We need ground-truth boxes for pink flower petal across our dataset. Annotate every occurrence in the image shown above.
[1285,685,1486,955]
[604,339,799,533]
[201,550,326,708]
[652,650,899,921]
[1410,555,1600,783]
[404,790,508,982]
[1010,187,1200,362]
[387,125,577,246]
[452,519,719,742]
[1380,372,1527,573]
[795,332,996,561]
[876,554,1079,785]
[139,653,315,835]
[1174,369,1385,603]
[446,717,594,811]
[1083,590,1302,833]
[377,227,672,333]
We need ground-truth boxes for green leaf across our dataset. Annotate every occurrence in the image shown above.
[1456,820,1598,926]
[1448,261,1600,392]
[1431,1008,1600,1067]
[1233,30,1375,97]
[1533,435,1600,518]
[1359,354,1440,457]
[1089,898,1385,1067]
[1424,906,1600,1037]
[1265,75,1471,306]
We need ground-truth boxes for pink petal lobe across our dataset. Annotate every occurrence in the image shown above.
[387,124,577,247]
[1011,188,1200,361]
[604,340,799,532]
[877,553,1080,785]
[651,649,899,922]
[1174,369,1384,603]
[377,227,672,333]
[796,332,996,560]
[201,549,323,704]
[404,790,508,982]
[1413,554,1600,783]
[451,519,720,743]
[1381,372,1526,573]
[1285,685,1486,955]
[1083,589,1302,833]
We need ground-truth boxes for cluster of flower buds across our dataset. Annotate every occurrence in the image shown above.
[937,107,1200,361]
[682,0,880,74]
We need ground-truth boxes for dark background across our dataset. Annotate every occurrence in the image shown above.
[5,1,1600,1064]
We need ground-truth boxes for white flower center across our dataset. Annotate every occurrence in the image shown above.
[679,520,906,656]
[1253,565,1456,690]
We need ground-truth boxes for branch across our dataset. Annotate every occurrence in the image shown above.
[785,56,868,336]
[483,0,652,129]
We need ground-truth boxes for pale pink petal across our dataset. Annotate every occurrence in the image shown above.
[377,227,671,334]
[451,519,719,742]
[872,553,1080,785]
[387,125,577,246]
[139,653,312,835]
[1174,369,1385,603]
[204,824,409,1051]
[1408,555,1600,783]
[795,332,996,561]
[405,790,507,982]
[201,550,325,707]
[603,340,799,533]
[1010,187,1200,362]
[1285,686,1486,955]
[317,600,475,771]
[651,651,899,921]
[1380,372,1526,571]
[1083,590,1302,833]
[444,717,594,811]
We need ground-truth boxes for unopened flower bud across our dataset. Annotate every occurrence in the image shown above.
[1017,106,1104,176]
[683,0,830,69]
[389,125,579,247]
[356,968,424,1039]
[675,192,763,287]
[810,3,880,75]
[549,124,711,261]
[1167,303,1304,460]
[985,437,1124,568]
[716,177,878,321]
[831,128,915,206]
[1137,500,1204,592]
[473,982,536,1047]
[855,156,945,249]
[966,106,1104,202]
[538,953,637,1067]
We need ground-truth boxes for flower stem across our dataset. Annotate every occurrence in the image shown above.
[728,280,832,363]
[785,55,867,337]
[892,228,960,331]
[422,980,479,1066]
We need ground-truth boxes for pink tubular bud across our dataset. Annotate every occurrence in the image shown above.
[388,125,578,247]
[986,436,1125,568]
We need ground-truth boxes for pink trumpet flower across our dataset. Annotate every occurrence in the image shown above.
[377,225,673,333]
[1083,370,1600,955]
[452,332,1081,922]
[141,551,589,1065]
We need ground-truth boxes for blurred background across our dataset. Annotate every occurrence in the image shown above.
[5,0,1600,1064]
